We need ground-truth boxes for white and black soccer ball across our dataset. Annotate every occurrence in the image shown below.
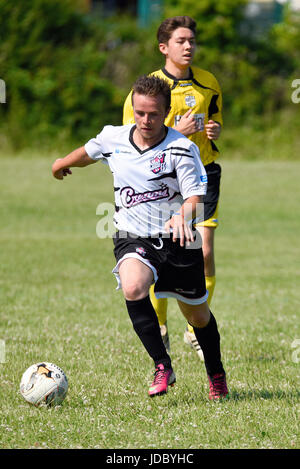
[20,362,68,407]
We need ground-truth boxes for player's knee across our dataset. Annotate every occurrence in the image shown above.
[188,303,210,329]
[190,315,209,329]
[122,281,149,301]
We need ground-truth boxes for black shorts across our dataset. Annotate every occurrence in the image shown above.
[113,231,208,305]
[203,161,221,222]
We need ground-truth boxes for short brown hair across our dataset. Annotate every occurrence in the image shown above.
[132,75,171,110]
[157,16,197,44]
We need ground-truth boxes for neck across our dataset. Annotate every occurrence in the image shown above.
[164,61,191,79]
[133,126,166,151]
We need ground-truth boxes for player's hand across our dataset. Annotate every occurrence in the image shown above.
[52,159,72,180]
[175,109,200,137]
[165,214,195,247]
[205,120,221,140]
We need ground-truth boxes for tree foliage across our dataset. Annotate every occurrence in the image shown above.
[0,0,299,150]
[0,0,122,149]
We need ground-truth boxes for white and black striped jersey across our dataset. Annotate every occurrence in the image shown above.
[84,124,207,237]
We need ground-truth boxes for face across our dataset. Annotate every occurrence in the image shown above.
[159,27,196,70]
[132,92,170,144]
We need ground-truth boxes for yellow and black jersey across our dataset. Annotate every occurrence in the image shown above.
[123,66,223,166]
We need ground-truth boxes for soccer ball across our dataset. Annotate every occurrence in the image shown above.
[20,362,68,407]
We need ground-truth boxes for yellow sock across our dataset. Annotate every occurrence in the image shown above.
[205,275,216,307]
[149,284,168,326]
[187,275,216,334]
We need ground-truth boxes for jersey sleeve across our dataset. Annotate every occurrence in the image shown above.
[175,142,207,200]
[84,134,105,161]
[123,91,135,125]
[84,126,113,161]
[208,76,223,126]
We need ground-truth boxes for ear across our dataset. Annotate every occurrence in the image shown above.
[159,43,168,56]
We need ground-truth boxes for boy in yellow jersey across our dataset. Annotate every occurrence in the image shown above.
[123,16,222,358]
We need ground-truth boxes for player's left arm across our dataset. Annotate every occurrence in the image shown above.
[205,120,222,140]
[168,141,207,246]
[165,195,202,247]
[205,77,223,140]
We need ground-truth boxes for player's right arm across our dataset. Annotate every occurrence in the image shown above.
[52,146,96,180]
[173,108,200,137]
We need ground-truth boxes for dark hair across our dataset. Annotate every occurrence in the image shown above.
[157,16,197,44]
[132,75,171,110]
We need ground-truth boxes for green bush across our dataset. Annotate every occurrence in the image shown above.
[0,0,122,150]
[0,0,299,152]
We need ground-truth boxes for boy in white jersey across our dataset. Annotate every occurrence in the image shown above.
[52,75,228,399]
[123,16,223,358]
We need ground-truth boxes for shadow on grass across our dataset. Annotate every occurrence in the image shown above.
[160,387,300,407]
[228,389,300,401]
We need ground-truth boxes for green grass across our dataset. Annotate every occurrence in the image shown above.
[0,154,299,449]
[220,109,300,161]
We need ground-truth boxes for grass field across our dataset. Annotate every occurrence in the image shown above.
[0,153,299,449]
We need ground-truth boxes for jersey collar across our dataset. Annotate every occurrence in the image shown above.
[161,67,210,90]
[161,67,193,81]
[129,125,169,155]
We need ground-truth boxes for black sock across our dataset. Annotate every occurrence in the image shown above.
[192,312,225,377]
[126,295,171,369]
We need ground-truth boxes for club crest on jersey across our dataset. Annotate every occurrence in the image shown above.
[150,152,166,174]
[185,95,196,107]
